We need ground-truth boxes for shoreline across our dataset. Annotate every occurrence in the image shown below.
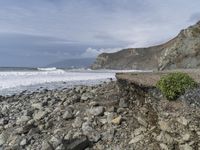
[0,78,114,97]
[0,76,200,149]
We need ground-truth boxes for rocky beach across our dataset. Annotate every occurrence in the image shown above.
[0,72,200,150]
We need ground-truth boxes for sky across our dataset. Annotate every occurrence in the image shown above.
[0,0,200,67]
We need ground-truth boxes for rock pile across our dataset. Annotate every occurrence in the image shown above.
[0,81,200,149]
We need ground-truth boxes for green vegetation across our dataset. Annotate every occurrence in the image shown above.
[156,72,197,100]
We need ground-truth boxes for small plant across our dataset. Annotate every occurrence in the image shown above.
[156,72,197,100]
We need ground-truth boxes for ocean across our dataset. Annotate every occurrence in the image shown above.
[0,67,150,96]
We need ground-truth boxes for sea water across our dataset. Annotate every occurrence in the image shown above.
[0,67,149,96]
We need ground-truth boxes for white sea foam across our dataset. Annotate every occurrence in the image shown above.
[0,68,152,95]
[0,69,115,90]
[37,67,57,71]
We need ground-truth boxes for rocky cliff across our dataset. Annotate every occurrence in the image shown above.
[91,21,200,70]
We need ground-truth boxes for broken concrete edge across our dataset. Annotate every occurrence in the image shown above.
[116,69,200,88]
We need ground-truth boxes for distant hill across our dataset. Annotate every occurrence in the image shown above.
[47,58,95,69]
[91,21,200,70]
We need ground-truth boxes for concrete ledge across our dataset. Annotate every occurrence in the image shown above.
[116,69,200,87]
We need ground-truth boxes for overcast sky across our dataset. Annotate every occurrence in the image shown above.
[0,0,200,67]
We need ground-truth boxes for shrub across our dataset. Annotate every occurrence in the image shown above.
[156,72,197,100]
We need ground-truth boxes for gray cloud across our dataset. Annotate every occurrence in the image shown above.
[0,0,200,66]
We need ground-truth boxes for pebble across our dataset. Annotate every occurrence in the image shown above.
[111,116,122,125]
[20,138,27,146]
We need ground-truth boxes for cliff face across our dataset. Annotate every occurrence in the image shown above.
[91,21,200,70]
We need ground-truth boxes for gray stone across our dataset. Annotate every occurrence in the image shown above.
[88,106,104,116]
[81,93,93,101]
[157,131,173,144]
[62,109,74,120]
[102,128,115,141]
[16,115,31,125]
[50,136,62,148]
[0,118,9,125]
[177,117,189,126]
[81,121,101,142]
[119,98,128,108]
[0,131,9,146]
[82,122,93,134]
[31,103,43,110]
[20,138,27,146]
[72,117,83,128]
[158,120,171,132]
[62,136,90,150]
[41,141,54,150]
[69,95,80,103]
[179,144,193,150]
[33,110,48,121]
[182,133,190,142]
[129,134,145,144]
[137,117,148,127]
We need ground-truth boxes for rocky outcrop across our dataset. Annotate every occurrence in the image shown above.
[91,21,200,70]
